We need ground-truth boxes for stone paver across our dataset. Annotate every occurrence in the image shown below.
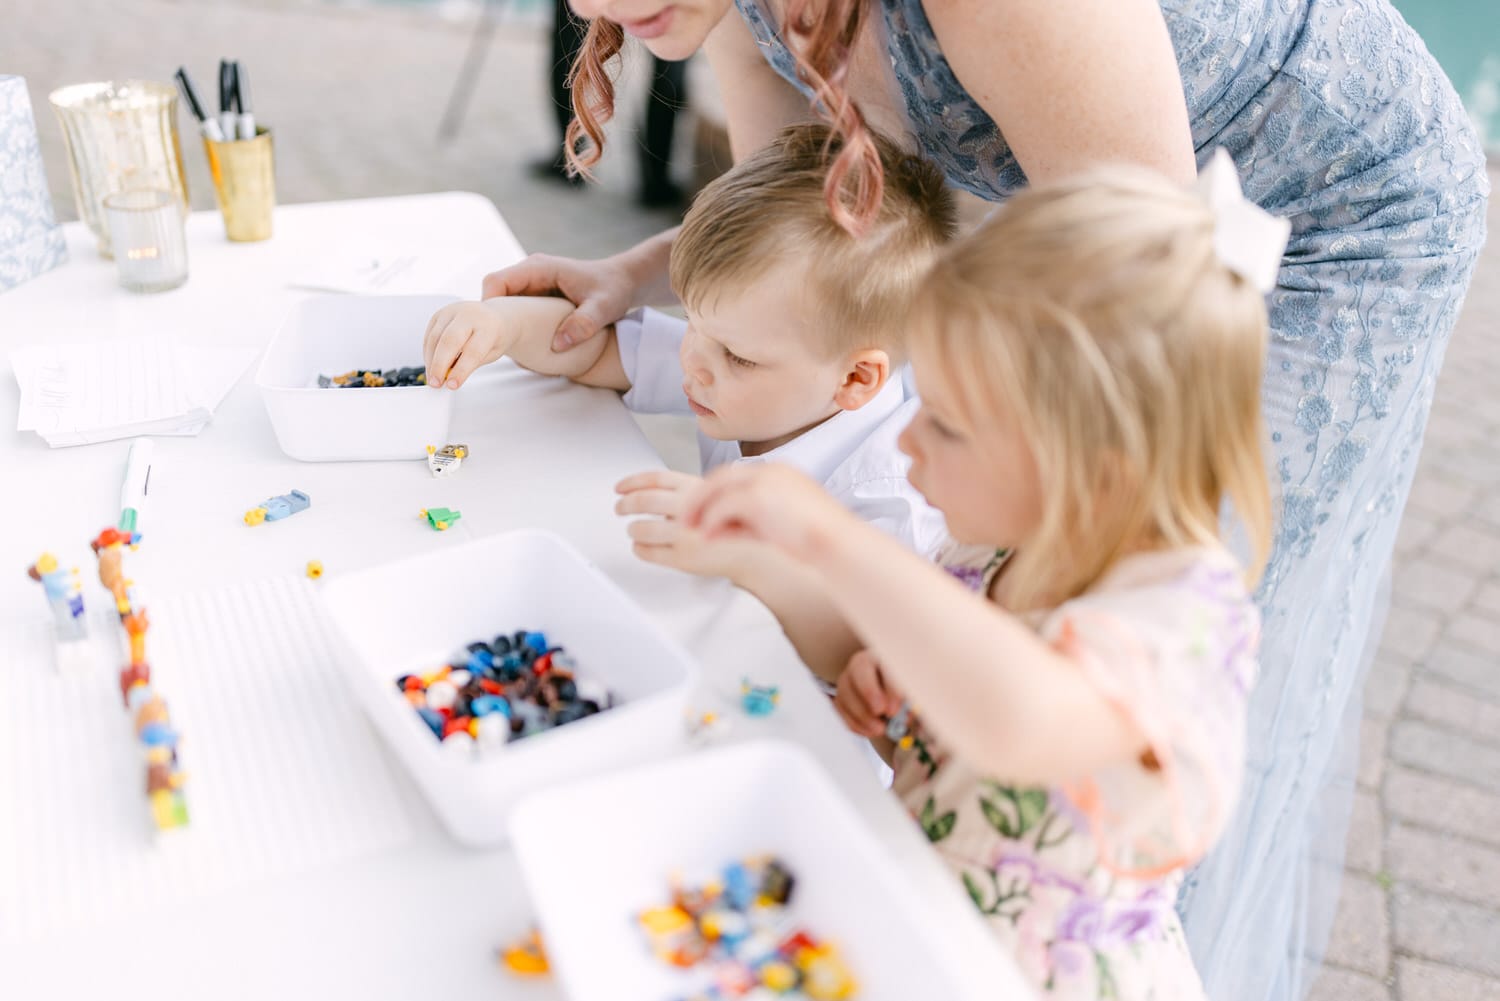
[1398,958,1498,1001]
[1421,642,1500,700]
[1385,822,1500,908]
[1391,888,1500,978]
[5,2,1499,1000]
[1323,874,1391,978]
[1306,966,1391,1001]
[1403,677,1500,742]
[1345,789,1384,875]
[1391,557,1482,612]
[1361,657,1412,721]
[1385,766,1500,851]
[1358,715,1390,792]
[1388,721,1500,794]
[1374,604,1444,662]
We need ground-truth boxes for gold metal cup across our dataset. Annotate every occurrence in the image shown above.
[204,127,275,242]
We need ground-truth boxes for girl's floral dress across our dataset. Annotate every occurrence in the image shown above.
[893,546,1259,1000]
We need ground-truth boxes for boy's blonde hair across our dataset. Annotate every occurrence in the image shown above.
[909,167,1273,610]
[671,123,957,360]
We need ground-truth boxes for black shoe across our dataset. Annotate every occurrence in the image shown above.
[529,155,584,188]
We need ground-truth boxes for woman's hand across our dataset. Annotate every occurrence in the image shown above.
[834,649,903,739]
[480,252,636,352]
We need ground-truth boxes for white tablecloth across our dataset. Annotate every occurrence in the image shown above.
[0,192,1031,1000]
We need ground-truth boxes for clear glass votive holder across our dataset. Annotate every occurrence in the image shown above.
[102,189,188,293]
[49,80,189,258]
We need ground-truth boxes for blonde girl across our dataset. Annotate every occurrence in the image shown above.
[681,158,1287,1000]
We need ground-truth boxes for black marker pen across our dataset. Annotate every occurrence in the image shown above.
[175,67,226,142]
[233,62,256,140]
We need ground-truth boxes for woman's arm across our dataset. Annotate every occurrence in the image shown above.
[923,0,1197,185]
[702,8,815,162]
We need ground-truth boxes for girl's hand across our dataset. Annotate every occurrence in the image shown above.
[834,649,903,739]
[423,301,516,389]
[615,470,761,578]
[481,252,638,352]
[681,464,850,564]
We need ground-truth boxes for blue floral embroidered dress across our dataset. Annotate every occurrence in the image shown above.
[734,2,1489,999]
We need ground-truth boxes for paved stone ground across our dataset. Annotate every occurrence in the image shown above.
[6,2,1498,997]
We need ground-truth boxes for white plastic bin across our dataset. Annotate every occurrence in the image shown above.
[510,739,969,1001]
[317,529,698,846]
[256,294,456,461]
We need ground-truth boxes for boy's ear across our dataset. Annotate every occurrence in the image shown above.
[833,349,891,412]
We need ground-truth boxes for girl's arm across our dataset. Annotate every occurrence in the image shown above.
[614,470,864,683]
[731,544,864,685]
[924,0,1196,185]
[686,465,1146,787]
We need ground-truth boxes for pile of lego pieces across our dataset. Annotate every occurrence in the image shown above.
[639,857,858,1001]
[317,366,426,388]
[395,630,613,758]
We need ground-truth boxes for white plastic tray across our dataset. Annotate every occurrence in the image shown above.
[317,528,698,845]
[510,739,969,1001]
[256,294,455,461]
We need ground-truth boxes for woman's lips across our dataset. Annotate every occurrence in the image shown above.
[620,7,674,39]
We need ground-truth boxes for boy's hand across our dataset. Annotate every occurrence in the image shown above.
[834,648,903,739]
[423,301,517,389]
[680,464,850,564]
[615,470,761,578]
[616,470,744,577]
[426,297,575,389]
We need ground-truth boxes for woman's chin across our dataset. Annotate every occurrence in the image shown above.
[639,34,700,62]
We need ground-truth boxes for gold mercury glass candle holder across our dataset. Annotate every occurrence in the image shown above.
[102,189,189,293]
[49,80,189,259]
[204,127,275,242]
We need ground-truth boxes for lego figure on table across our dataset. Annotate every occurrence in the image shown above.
[27,553,87,641]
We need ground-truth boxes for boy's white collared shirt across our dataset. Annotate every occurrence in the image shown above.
[616,308,948,558]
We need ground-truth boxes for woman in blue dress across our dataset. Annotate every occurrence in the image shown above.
[486,1,1489,997]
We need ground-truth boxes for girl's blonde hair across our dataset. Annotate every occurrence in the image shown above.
[909,167,1273,610]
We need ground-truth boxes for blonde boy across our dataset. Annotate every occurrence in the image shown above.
[424,123,956,571]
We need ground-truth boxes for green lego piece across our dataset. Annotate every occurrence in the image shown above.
[420,507,462,531]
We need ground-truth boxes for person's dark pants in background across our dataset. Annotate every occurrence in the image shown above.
[548,0,687,205]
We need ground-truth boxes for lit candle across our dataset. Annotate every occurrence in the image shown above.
[102,189,188,292]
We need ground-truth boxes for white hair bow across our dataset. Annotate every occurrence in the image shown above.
[1195,148,1291,293]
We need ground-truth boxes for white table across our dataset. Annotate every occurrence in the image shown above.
[0,193,1031,1000]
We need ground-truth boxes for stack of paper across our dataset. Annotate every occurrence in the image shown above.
[11,336,256,447]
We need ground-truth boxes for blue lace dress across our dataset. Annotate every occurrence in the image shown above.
[733,2,1490,999]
